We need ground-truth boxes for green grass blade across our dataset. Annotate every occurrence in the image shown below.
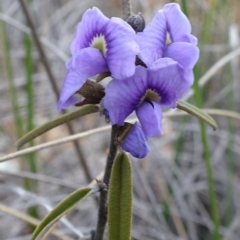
[181,0,188,17]
[25,7,34,137]
[183,0,221,238]
[225,119,234,226]
[1,2,38,226]
[24,26,37,175]
[0,7,23,137]
[177,100,218,130]
[31,187,92,240]
[24,14,39,227]
[193,73,221,240]
[16,104,99,149]
[108,152,133,240]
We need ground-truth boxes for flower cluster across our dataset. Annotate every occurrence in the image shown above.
[58,4,199,158]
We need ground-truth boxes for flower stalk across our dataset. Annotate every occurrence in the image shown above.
[93,125,119,240]
[122,0,132,20]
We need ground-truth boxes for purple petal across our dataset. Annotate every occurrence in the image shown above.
[70,7,109,55]
[163,3,197,45]
[71,47,108,75]
[136,10,167,66]
[104,66,148,125]
[136,101,163,137]
[58,48,108,111]
[65,58,72,70]
[121,123,149,158]
[164,42,199,68]
[58,94,81,111]
[105,17,139,79]
[58,71,83,111]
[148,58,193,107]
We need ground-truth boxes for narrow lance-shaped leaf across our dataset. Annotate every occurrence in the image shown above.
[177,100,218,130]
[31,184,101,240]
[108,152,133,240]
[17,104,99,149]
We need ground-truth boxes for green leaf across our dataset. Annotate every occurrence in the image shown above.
[17,104,99,149]
[108,152,133,240]
[31,187,92,240]
[177,100,218,130]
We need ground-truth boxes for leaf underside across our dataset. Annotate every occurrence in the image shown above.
[31,187,92,240]
[108,152,133,240]
[17,104,99,149]
[177,100,218,130]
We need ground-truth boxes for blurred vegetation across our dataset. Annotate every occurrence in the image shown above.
[0,0,240,239]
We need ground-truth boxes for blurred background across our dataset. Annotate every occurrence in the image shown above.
[0,0,240,239]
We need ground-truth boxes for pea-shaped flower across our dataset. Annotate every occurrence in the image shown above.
[137,3,199,69]
[104,59,191,139]
[58,7,139,111]
[120,123,149,159]
[104,3,199,157]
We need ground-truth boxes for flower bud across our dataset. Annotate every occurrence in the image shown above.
[126,13,145,32]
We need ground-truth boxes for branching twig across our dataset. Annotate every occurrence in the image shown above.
[94,125,119,240]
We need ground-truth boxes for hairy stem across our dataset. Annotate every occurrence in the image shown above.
[94,125,119,240]
[122,0,132,20]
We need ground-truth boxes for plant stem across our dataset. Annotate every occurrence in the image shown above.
[94,125,119,240]
[122,0,132,20]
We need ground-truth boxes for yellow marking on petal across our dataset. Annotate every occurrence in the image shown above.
[90,34,107,57]
[166,33,172,45]
[139,89,161,105]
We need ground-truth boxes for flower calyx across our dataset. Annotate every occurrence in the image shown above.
[75,80,105,107]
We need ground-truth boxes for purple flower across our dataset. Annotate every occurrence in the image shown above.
[104,4,199,158]
[121,123,149,158]
[58,7,139,111]
[136,3,199,68]
[104,58,193,138]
